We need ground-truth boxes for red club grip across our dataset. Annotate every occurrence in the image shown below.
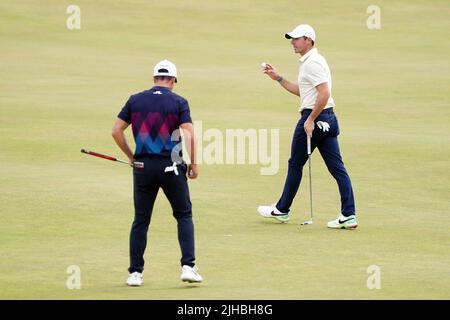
[81,149,117,161]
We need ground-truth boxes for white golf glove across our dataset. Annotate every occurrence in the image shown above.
[316,121,330,132]
[164,162,179,176]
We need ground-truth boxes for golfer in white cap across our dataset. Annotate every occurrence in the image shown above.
[258,24,357,229]
[112,59,203,286]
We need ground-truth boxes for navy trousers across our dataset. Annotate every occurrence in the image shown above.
[129,156,195,273]
[276,108,355,216]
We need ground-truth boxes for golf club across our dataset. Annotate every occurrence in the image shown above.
[81,149,144,168]
[301,135,313,225]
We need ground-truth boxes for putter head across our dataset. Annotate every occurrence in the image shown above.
[301,219,313,225]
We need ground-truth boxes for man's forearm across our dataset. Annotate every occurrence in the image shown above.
[181,125,197,164]
[306,83,331,122]
[263,64,300,96]
[112,118,133,161]
[307,92,329,121]
[112,132,134,161]
[179,123,199,178]
[185,136,196,164]
[278,77,300,96]
[185,131,197,164]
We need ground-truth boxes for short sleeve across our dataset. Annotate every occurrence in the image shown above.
[304,61,328,87]
[117,96,132,123]
[179,99,192,124]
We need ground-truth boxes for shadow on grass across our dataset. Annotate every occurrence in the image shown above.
[108,283,204,291]
[169,284,203,290]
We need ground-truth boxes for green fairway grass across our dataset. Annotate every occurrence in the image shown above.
[1,0,449,299]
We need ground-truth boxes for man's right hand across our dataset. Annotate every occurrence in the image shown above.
[262,63,281,81]
[262,63,299,96]
[188,164,198,179]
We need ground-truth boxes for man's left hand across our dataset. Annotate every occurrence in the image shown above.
[304,119,315,137]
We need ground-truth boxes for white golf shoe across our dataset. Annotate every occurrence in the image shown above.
[327,215,358,230]
[126,272,143,286]
[257,204,290,223]
[180,265,203,283]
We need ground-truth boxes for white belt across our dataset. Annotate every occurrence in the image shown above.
[164,162,179,176]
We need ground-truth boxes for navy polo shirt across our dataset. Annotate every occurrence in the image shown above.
[118,86,192,158]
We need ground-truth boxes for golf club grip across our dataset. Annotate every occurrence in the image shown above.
[81,149,117,162]
[307,135,311,155]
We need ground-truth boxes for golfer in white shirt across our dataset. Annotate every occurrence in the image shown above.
[258,24,357,229]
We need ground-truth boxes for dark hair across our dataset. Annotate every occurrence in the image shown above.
[302,36,314,46]
[154,76,177,83]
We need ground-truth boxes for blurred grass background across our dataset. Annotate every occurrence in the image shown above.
[0,0,449,299]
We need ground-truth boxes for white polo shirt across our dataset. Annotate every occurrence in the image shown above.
[298,48,335,111]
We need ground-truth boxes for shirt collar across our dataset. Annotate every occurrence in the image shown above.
[152,86,172,91]
[299,48,318,63]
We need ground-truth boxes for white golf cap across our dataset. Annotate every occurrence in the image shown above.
[153,59,177,78]
[285,24,316,41]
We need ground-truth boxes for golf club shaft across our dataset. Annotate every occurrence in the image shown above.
[308,135,313,221]
[307,134,311,156]
[81,149,132,166]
